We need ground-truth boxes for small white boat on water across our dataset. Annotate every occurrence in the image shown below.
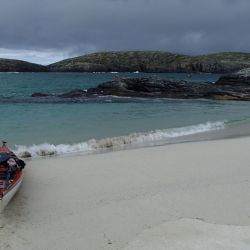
[0,142,25,213]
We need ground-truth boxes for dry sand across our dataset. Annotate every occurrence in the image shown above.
[1,137,250,249]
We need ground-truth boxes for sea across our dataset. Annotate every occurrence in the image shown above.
[0,72,250,158]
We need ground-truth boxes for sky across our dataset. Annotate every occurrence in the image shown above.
[0,0,250,65]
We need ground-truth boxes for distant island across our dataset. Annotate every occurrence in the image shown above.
[1,51,250,73]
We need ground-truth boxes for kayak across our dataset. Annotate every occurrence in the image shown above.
[0,142,25,212]
[0,169,24,212]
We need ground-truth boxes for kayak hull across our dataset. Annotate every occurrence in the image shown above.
[0,171,23,213]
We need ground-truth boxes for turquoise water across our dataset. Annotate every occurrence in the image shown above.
[0,72,250,157]
[0,72,218,98]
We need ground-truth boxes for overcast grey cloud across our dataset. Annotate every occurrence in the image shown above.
[0,0,250,64]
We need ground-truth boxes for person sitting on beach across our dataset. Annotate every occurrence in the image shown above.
[0,141,11,153]
[0,141,25,169]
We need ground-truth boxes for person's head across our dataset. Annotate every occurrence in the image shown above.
[0,141,10,153]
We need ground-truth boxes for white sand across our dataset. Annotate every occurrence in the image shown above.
[124,219,250,250]
[1,137,250,250]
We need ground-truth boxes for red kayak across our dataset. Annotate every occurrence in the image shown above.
[0,142,25,212]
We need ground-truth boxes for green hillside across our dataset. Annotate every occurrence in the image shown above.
[1,51,250,73]
[49,51,250,73]
[0,58,48,72]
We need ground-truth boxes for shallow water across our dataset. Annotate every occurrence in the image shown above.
[0,72,250,157]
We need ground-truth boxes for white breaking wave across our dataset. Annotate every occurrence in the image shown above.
[15,121,225,158]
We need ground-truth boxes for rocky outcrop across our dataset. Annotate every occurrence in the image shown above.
[216,68,250,86]
[0,59,48,72]
[31,72,250,101]
[58,89,87,98]
[86,77,250,100]
[31,92,52,97]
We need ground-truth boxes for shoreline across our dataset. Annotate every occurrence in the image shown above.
[15,118,250,160]
[1,135,250,249]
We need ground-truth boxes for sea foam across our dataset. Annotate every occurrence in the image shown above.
[15,121,225,158]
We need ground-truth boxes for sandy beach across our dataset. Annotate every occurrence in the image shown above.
[1,136,250,249]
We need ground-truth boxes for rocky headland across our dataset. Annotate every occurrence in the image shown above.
[0,58,48,72]
[1,51,250,73]
[31,68,250,101]
[48,51,250,73]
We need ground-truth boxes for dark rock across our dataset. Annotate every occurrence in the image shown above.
[215,68,250,86]
[86,76,250,101]
[87,78,214,99]
[31,92,52,97]
[58,89,87,98]
[31,69,250,101]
